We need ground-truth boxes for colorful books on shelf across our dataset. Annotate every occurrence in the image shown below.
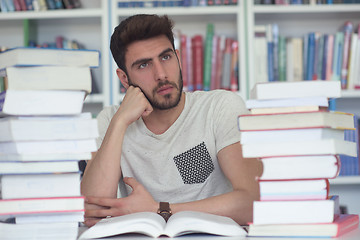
[257,22,360,89]
[178,26,238,92]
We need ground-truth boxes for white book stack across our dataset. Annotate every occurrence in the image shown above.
[0,47,100,240]
[238,81,359,238]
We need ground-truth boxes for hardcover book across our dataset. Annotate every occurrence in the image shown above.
[248,214,359,237]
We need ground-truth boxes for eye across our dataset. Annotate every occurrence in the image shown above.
[162,54,171,61]
[138,62,148,69]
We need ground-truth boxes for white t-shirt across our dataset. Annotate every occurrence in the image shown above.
[96,90,248,203]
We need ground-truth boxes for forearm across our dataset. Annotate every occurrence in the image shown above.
[171,189,257,225]
[81,118,127,198]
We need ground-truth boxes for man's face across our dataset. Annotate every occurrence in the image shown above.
[124,35,183,110]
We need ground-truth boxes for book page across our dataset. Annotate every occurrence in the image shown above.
[164,211,247,237]
[78,212,166,239]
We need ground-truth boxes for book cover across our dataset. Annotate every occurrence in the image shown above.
[0,138,97,155]
[259,179,329,201]
[253,196,340,225]
[0,47,100,69]
[1,66,93,94]
[248,214,359,237]
[242,138,356,158]
[0,90,86,116]
[0,196,84,217]
[238,111,354,131]
[0,161,80,175]
[258,155,340,180]
[249,80,341,100]
[0,172,81,199]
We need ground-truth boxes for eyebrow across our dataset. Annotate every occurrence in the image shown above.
[130,48,175,69]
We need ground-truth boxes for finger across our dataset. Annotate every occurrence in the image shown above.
[84,217,102,227]
[84,208,113,218]
[123,177,142,190]
[85,196,119,208]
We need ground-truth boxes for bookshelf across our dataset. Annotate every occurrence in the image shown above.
[245,1,360,98]
[109,1,247,105]
[0,0,110,115]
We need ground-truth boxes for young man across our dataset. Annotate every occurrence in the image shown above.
[81,14,261,227]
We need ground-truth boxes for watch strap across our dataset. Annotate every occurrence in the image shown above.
[157,202,172,222]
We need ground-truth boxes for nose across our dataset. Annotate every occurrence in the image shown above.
[153,60,167,81]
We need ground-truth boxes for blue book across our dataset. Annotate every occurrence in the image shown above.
[306,32,315,80]
[321,34,328,80]
[266,24,274,82]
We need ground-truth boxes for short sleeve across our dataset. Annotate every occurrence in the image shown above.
[95,105,119,149]
[212,91,249,153]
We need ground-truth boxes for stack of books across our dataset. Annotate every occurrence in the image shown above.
[0,47,100,239]
[238,81,359,238]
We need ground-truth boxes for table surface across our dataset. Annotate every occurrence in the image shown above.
[78,226,360,240]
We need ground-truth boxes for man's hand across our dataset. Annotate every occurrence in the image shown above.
[114,86,153,127]
[84,177,158,227]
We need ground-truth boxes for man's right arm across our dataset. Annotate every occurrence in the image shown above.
[80,86,153,198]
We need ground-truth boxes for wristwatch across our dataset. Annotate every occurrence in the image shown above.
[157,202,172,222]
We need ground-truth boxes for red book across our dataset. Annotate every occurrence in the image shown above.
[191,35,203,91]
[248,214,359,238]
[180,34,189,92]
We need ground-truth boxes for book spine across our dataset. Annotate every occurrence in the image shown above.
[266,24,275,82]
[306,32,315,80]
[192,35,203,91]
[340,21,353,89]
[203,23,214,91]
[221,38,233,90]
[180,34,189,92]
[230,40,238,92]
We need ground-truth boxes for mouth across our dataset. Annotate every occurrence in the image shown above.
[157,85,174,95]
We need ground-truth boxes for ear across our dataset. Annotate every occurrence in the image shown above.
[116,68,130,89]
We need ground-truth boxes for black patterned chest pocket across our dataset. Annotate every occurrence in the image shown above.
[173,142,214,184]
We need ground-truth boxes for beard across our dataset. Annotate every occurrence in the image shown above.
[128,70,183,110]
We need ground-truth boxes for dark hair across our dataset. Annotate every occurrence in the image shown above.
[110,14,175,74]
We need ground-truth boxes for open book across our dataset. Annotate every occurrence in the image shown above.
[78,211,247,239]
